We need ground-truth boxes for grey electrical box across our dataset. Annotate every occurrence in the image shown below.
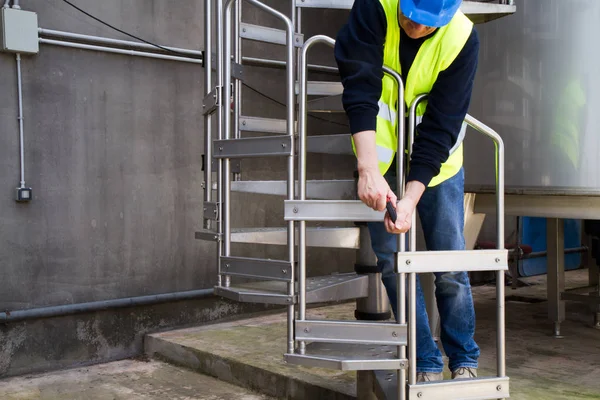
[0,7,39,54]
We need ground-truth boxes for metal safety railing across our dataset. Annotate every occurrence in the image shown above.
[297,34,408,398]
[221,0,297,355]
[295,33,509,400]
[204,0,512,398]
[403,95,507,397]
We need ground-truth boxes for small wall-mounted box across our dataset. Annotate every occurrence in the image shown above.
[0,7,39,54]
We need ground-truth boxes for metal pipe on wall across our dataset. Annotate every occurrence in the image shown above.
[204,0,213,231]
[0,288,214,324]
[38,38,204,65]
[233,0,242,178]
[38,28,204,58]
[38,29,340,75]
[15,53,26,190]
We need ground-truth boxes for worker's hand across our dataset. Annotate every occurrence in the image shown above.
[357,167,397,212]
[384,197,416,234]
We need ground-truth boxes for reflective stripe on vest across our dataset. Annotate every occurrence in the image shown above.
[352,0,473,187]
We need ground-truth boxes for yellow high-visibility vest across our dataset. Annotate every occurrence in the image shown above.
[352,0,473,186]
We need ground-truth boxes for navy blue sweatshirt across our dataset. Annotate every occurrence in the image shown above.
[334,0,479,187]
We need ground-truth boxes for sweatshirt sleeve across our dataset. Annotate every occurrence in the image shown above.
[334,0,387,135]
[406,28,480,186]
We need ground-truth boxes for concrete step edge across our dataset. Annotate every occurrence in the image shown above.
[144,334,356,400]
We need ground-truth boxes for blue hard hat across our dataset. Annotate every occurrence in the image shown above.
[400,0,462,27]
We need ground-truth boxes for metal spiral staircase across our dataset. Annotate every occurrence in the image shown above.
[197,1,516,398]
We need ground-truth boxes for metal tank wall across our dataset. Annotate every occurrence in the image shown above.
[465,0,600,194]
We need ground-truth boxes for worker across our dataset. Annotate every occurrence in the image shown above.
[334,0,480,382]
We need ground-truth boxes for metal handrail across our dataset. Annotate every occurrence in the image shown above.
[222,0,297,354]
[408,95,506,380]
[298,34,407,400]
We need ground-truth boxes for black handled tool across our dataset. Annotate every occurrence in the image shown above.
[386,198,397,223]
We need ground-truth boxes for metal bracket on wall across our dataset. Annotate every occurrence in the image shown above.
[202,155,241,174]
[195,229,222,242]
[231,62,244,81]
[209,52,245,82]
[203,201,219,221]
[203,86,220,115]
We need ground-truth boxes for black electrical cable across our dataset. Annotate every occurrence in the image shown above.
[60,0,201,59]
[242,82,349,128]
[60,0,347,128]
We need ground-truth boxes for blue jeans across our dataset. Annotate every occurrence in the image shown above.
[367,167,480,373]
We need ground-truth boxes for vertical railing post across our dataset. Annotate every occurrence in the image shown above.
[407,94,428,390]
[381,65,407,400]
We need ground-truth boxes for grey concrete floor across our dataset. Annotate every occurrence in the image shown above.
[0,359,274,400]
[2,269,599,400]
[146,268,600,400]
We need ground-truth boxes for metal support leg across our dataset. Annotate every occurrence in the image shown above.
[584,233,600,329]
[355,225,391,321]
[547,218,565,338]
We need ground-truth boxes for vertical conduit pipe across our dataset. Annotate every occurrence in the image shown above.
[223,1,234,291]
[204,0,213,231]
[16,53,26,190]
[217,0,226,288]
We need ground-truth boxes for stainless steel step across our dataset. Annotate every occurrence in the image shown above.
[214,285,293,305]
[214,135,292,158]
[294,0,354,9]
[231,179,355,199]
[240,22,303,47]
[294,0,517,24]
[239,116,287,134]
[306,134,353,155]
[285,200,384,222]
[231,227,360,249]
[306,94,344,113]
[461,1,517,24]
[395,249,509,273]
[195,229,220,242]
[304,273,368,303]
[213,273,368,305]
[374,371,510,400]
[296,320,405,346]
[220,256,292,281]
[305,81,343,96]
[284,342,407,371]
[407,377,510,400]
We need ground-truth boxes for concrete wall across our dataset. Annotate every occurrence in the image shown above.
[0,0,357,378]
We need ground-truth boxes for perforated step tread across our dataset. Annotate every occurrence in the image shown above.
[214,273,368,305]
[285,342,407,371]
[374,370,510,400]
[230,227,359,249]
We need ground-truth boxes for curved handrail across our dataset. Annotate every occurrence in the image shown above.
[297,34,407,396]
[408,95,507,379]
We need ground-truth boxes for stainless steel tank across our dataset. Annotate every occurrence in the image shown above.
[465,0,600,195]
